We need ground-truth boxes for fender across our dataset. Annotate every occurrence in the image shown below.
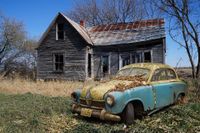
[105,86,155,114]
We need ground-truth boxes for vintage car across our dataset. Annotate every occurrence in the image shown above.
[71,63,187,124]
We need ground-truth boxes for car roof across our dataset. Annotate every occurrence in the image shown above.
[121,63,173,71]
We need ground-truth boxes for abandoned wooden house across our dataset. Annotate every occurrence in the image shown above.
[36,12,166,80]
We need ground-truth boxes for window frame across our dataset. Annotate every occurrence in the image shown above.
[119,53,131,69]
[144,50,152,63]
[165,68,177,80]
[150,68,177,82]
[56,23,65,40]
[53,53,65,72]
[131,50,153,64]
[101,55,110,76]
[151,68,167,82]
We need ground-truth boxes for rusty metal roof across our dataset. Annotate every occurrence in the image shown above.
[61,13,165,46]
[87,19,165,45]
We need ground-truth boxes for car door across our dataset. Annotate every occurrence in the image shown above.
[165,69,183,103]
[151,68,174,108]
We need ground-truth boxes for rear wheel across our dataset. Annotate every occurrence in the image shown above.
[176,94,185,104]
[121,103,135,125]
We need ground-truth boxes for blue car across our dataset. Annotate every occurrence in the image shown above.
[71,63,187,124]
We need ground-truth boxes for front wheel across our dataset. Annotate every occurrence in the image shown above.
[121,103,135,125]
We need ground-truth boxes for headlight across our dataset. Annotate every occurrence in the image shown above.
[71,90,81,102]
[106,95,115,106]
[71,92,77,101]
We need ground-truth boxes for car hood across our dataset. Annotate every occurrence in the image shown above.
[80,80,133,100]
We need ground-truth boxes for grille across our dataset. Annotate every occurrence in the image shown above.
[80,99,105,108]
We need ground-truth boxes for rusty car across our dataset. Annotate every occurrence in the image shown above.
[71,63,187,124]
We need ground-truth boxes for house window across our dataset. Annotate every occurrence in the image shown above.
[132,51,152,63]
[136,52,143,63]
[132,52,143,63]
[53,53,64,72]
[144,51,151,62]
[119,54,131,68]
[56,23,64,40]
[102,56,109,76]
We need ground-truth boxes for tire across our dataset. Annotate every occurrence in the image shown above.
[176,94,185,104]
[121,103,135,125]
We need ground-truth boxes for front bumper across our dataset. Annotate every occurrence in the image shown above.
[71,103,121,122]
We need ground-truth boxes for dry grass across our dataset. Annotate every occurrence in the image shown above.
[0,78,83,97]
[176,67,192,78]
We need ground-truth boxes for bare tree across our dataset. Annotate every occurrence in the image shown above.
[67,0,152,26]
[0,15,26,65]
[156,0,200,78]
[0,14,38,79]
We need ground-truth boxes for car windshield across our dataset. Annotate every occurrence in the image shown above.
[116,67,150,80]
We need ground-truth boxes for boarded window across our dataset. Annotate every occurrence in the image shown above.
[57,24,64,40]
[102,56,109,76]
[53,53,64,72]
[144,51,151,62]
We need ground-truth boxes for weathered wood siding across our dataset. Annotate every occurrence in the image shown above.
[37,14,165,81]
[93,39,165,79]
[37,15,87,80]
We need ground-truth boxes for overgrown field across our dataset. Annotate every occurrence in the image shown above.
[0,92,200,132]
[0,78,200,132]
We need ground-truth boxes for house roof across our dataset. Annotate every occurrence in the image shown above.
[61,14,93,45]
[38,12,93,46]
[38,12,165,47]
[87,19,165,46]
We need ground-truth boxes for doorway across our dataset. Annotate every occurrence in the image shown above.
[87,53,91,78]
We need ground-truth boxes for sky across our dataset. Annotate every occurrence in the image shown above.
[0,0,190,67]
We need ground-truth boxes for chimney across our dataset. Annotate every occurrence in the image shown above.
[80,20,85,27]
